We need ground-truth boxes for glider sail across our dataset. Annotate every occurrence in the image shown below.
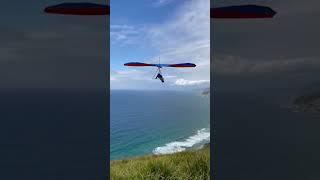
[44,3,110,15]
[124,61,196,83]
[124,62,196,68]
[211,5,276,19]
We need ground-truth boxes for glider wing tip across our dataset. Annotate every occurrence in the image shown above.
[271,9,277,17]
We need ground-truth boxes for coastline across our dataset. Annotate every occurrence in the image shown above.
[111,127,210,161]
[111,90,210,160]
[111,142,211,162]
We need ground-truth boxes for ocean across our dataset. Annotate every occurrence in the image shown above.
[110,90,210,160]
[214,91,320,180]
[2,88,319,179]
[0,88,108,180]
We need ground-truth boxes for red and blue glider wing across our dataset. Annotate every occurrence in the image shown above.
[124,62,157,67]
[211,5,276,19]
[124,62,196,68]
[160,63,196,68]
[44,3,110,15]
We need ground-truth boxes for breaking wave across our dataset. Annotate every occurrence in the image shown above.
[152,128,210,155]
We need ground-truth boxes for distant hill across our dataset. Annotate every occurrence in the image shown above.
[110,144,210,180]
[202,87,210,96]
[293,92,320,113]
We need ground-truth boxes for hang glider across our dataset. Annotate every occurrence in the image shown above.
[124,61,196,83]
[44,3,110,15]
[124,62,196,68]
[211,5,276,19]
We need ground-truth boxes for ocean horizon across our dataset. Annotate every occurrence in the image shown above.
[110,89,210,160]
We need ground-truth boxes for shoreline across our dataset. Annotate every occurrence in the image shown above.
[111,142,210,162]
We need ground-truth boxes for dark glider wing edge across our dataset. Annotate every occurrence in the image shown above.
[44,3,110,15]
[165,63,196,68]
[124,62,157,67]
[124,62,196,68]
[211,5,276,19]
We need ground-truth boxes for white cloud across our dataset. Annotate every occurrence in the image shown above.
[110,24,142,45]
[111,69,153,82]
[175,78,209,86]
[115,69,144,75]
[164,75,177,79]
[152,0,176,7]
[148,0,209,55]
[147,0,210,85]
[111,0,210,89]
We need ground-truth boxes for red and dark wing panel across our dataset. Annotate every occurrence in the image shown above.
[44,3,110,15]
[211,5,276,19]
[163,63,196,68]
[124,62,157,67]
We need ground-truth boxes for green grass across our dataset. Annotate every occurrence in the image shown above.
[110,145,210,180]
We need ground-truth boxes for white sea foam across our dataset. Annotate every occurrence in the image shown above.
[152,128,210,155]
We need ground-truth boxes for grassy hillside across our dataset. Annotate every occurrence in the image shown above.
[110,145,210,180]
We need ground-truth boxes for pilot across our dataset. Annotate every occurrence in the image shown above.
[156,73,164,83]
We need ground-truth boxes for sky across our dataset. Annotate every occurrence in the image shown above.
[110,0,210,90]
[212,0,320,98]
[0,0,108,89]
[2,0,318,94]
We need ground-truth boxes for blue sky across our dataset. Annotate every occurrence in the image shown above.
[110,0,210,90]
